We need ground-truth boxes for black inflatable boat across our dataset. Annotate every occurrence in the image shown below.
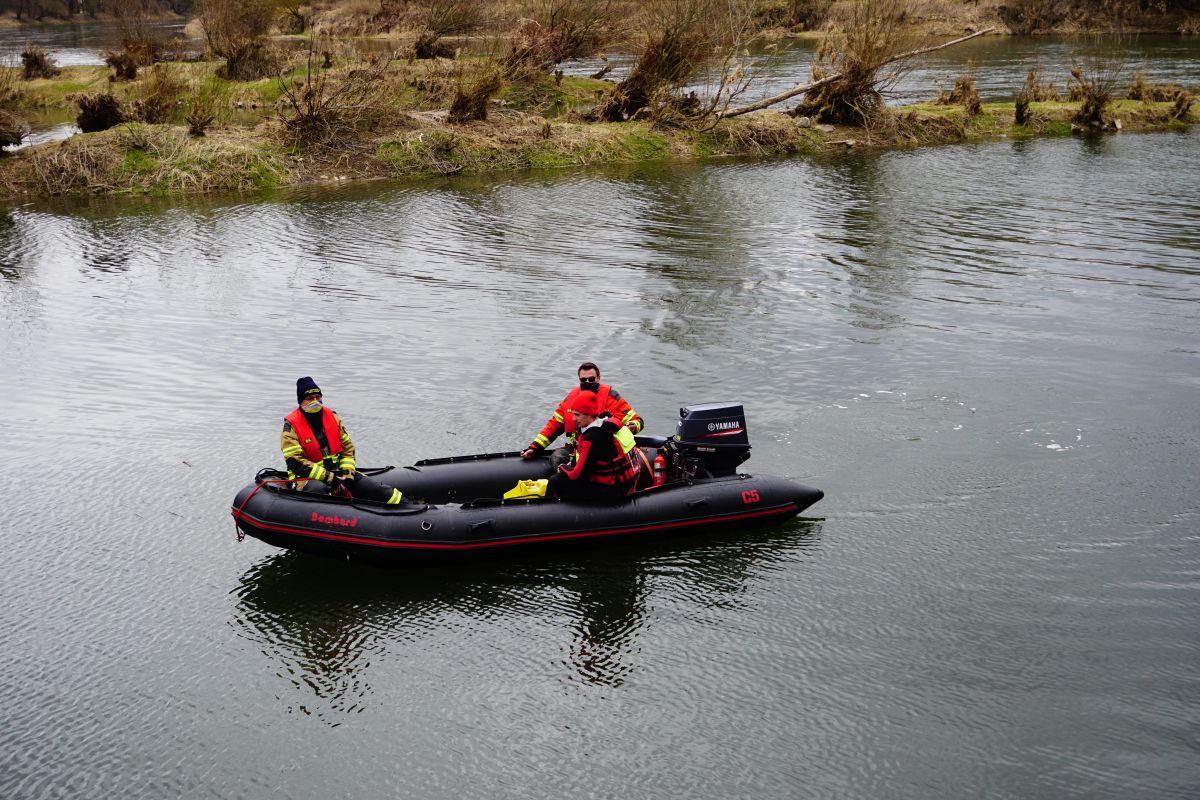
[231,403,823,565]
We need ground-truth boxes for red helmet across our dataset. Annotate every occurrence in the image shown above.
[570,390,602,416]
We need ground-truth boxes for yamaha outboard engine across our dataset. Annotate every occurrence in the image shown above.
[666,402,752,479]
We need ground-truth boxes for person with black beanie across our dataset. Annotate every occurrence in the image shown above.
[280,377,407,505]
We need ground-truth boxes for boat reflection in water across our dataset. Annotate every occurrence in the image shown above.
[231,519,823,721]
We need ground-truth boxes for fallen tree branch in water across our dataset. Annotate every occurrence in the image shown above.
[719,27,995,119]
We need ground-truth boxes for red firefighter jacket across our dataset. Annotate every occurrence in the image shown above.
[527,383,643,451]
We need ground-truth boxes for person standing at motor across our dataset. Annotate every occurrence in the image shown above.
[281,377,406,505]
[546,390,644,500]
[521,362,644,464]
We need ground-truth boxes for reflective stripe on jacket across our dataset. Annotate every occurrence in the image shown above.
[529,383,642,450]
[281,407,355,483]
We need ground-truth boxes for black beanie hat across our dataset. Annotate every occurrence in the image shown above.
[296,376,321,404]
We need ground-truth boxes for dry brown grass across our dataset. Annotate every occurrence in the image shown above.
[4,124,288,196]
[0,61,21,109]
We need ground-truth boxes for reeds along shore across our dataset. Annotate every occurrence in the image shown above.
[0,0,1196,197]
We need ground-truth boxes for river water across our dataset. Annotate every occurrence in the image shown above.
[3,38,1200,800]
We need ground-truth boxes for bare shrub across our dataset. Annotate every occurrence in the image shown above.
[1020,61,1060,101]
[0,109,25,151]
[1069,65,1109,126]
[131,65,184,123]
[414,31,458,60]
[1067,42,1125,130]
[202,0,281,81]
[1127,73,1183,102]
[792,0,914,125]
[754,0,834,31]
[448,59,505,123]
[506,0,621,73]
[936,61,981,116]
[593,0,732,123]
[278,41,395,148]
[187,91,219,136]
[21,46,61,80]
[950,75,981,116]
[105,50,140,81]
[1014,93,1031,125]
[1014,59,1055,125]
[278,2,312,34]
[1169,90,1195,121]
[106,0,167,65]
[407,0,486,60]
[183,76,227,137]
[996,0,1068,36]
[76,92,126,133]
[117,23,166,66]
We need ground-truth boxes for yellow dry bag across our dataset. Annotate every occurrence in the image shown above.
[503,478,548,500]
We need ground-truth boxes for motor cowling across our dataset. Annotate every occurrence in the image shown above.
[666,402,751,479]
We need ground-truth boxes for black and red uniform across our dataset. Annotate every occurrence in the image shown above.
[548,417,643,500]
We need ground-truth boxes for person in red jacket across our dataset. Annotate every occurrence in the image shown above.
[521,362,643,464]
[281,377,406,504]
[546,389,644,500]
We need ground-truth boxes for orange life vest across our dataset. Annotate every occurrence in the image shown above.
[285,407,344,462]
[564,384,612,433]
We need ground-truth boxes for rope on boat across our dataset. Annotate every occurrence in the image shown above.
[232,478,294,542]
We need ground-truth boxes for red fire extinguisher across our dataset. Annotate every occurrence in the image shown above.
[652,453,667,486]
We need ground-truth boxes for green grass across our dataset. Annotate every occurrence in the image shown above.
[623,129,669,159]
[525,148,577,170]
[1041,119,1073,136]
[121,148,158,177]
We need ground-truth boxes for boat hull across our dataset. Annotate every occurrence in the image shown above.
[232,471,823,566]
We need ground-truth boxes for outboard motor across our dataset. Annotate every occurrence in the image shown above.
[666,402,752,479]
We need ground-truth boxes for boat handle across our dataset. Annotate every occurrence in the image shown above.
[686,498,710,508]
[420,520,433,531]
[470,520,494,531]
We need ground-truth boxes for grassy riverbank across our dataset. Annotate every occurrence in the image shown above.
[1,84,1193,198]
[1,0,1197,198]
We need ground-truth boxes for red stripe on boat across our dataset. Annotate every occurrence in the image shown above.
[231,503,798,550]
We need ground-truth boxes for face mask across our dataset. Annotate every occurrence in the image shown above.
[301,400,323,413]
[580,380,599,392]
